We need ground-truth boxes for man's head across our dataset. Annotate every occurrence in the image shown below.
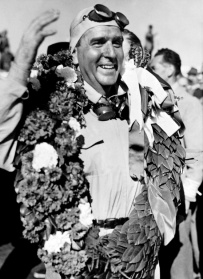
[187,67,199,85]
[150,48,181,84]
[69,4,129,95]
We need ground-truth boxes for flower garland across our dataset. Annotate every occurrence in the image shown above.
[14,50,94,277]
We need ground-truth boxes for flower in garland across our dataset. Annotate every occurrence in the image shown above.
[56,64,78,88]
[32,142,58,171]
[68,117,81,138]
[78,200,94,228]
[30,68,39,78]
[18,110,56,145]
[43,231,71,254]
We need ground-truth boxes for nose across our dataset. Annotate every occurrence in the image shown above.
[103,42,116,58]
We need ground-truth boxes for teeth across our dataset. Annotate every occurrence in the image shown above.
[100,65,114,69]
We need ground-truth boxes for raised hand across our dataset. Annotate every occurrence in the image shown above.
[9,9,60,84]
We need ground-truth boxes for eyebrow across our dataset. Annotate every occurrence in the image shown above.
[89,36,123,44]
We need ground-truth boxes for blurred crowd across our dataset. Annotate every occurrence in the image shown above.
[178,67,203,104]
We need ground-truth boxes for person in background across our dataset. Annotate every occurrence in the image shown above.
[0,45,14,71]
[150,48,203,279]
[0,30,9,50]
[178,74,188,89]
[187,67,203,97]
[144,24,156,57]
[0,9,60,279]
[0,30,14,77]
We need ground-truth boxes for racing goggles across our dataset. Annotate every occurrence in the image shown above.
[82,4,129,30]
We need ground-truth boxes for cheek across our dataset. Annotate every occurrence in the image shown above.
[79,50,99,70]
[154,66,164,76]
[116,48,124,66]
[161,68,168,79]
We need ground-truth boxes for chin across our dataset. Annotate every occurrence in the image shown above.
[98,77,118,87]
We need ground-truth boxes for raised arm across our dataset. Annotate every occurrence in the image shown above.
[0,9,60,171]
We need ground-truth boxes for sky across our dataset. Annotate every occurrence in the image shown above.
[1,0,203,74]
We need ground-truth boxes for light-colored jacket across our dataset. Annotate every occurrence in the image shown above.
[172,82,203,200]
[0,75,26,172]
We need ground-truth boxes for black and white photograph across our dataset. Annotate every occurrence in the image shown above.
[0,1,203,278]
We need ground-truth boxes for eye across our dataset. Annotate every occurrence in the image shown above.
[90,38,106,47]
[92,41,103,47]
[113,38,123,48]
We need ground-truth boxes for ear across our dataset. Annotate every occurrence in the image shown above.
[72,48,79,65]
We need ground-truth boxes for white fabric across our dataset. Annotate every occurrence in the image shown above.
[99,228,114,237]
[79,110,141,220]
[172,82,203,185]
[136,67,167,106]
[121,60,143,129]
[136,67,180,146]
[183,178,200,202]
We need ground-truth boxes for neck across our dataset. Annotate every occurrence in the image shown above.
[83,79,120,99]
[102,84,119,98]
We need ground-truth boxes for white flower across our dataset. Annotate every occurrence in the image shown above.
[43,231,71,254]
[30,69,39,78]
[56,65,77,83]
[121,59,137,77]
[32,142,58,171]
[66,82,75,89]
[78,201,94,227]
[124,59,137,70]
[69,117,81,137]
[56,64,63,70]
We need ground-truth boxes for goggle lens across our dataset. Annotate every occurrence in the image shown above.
[84,4,129,29]
[115,12,129,28]
[94,4,113,18]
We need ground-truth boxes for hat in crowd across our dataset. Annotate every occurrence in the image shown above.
[187,67,198,76]
[47,42,70,55]
[69,4,129,53]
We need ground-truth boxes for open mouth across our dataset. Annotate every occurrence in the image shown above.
[99,64,118,71]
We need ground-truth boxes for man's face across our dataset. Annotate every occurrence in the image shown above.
[76,25,124,94]
[150,54,170,81]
